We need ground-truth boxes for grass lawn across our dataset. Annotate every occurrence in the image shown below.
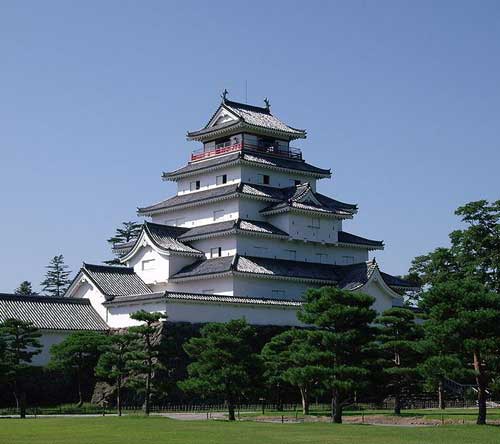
[1,417,500,444]
[242,407,500,422]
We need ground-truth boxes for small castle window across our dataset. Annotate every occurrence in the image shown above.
[216,174,227,185]
[190,180,200,191]
[141,259,155,271]
[213,210,224,221]
[210,247,222,258]
[257,174,270,185]
[272,289,286,298]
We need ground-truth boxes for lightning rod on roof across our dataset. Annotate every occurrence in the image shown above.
[221,89,228,102]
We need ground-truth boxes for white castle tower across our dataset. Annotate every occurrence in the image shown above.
[66,93,415,327]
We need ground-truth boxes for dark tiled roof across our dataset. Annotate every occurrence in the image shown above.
[235,255,339,281]
[337,231,384,249]
[165,291,302,307]
[241,152,330,177]
[237,219,288,236]
[187,100,306,140]
[260,184,357,217]
[379,272,418,288]
[162,151,330,180]
[171,255,339,282]
[170,255,415,292]
[144,222,202,255]
[102,292,165,306]
[138,182,283,215]
[0,294,108,331]
[82,263,152,298]
[171,255,235,279]
[178,219,288,241]
[138,183,239,215]
[336,261,379,290]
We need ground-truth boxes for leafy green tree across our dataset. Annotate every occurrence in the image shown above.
[49,331,108,406]
[40,255,72,297]
[95,333,134,416]
[410,200,500,292]
[179,319,259,421]
[0,319,41,418]
[418,353,465,410]
[261,329,327,414]
[105,221,142,265]
[14,281,37,296]
[128,310,167,415]
[376,307,423,415]
[420,278,500,424]
[298,287,377,423]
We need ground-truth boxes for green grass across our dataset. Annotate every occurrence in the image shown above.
[1,417,500,444]
[243,407,500,421]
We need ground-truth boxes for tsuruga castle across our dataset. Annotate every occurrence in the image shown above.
[66,93,415,328]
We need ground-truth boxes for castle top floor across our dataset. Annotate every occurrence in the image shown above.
[186,92,307,163]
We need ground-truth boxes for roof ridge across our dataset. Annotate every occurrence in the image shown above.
[0,293,91,304]
[223,99,271,115]
[83,263,135,273]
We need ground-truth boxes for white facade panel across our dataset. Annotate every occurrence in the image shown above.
[168,276,235,296]
[165,301,302,326]
[177,166,241,195]
[152,199,239,228]
[33,330,72,366]
[241,165,316,190]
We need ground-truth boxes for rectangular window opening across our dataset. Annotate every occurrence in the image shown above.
[210,247,222,258]
[216,174,228,185]
[141,259,156,271]
[190,180,201,191]
[213,210,224,221]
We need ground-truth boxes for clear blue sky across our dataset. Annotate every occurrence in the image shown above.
[1,1,499,293]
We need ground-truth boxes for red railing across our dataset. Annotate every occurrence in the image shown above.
[191,142,302,162]
[191,142,243,161]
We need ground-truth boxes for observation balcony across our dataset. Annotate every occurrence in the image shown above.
[191,141,302,162]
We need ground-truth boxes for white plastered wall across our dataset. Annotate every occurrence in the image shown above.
[33,330,73,366]
[177,166,241,195]
[107,301,167,328]
[167,275,234,296]
[151,199,239,228]
[241,165,317,190]
[165,300,303,326]
[71,279,108,323]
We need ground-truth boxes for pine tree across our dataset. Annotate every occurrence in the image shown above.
[376,307,423,415]
[49,331,108,406]
[105,221,142,265]
[95,333,134,416]
[0,319,42,418]
[420,278,500,425]
[179,319,260,421]
[40,255,72,297]
[14,281,37,296]
[298,287,378,423]
[128,310,167,415]
[261,329,327,415]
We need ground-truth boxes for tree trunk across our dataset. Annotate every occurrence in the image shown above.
[144,371,151,415]
[332,391,343,424]
[276,383,283,411]
[228,400,236,421]
[299,387,309,415]
[394,394,401,416]
[76,363,84,407]
[19,392,27,419]
[473,351,487,425]
[438,380,446,410]
[117,378,122,417]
